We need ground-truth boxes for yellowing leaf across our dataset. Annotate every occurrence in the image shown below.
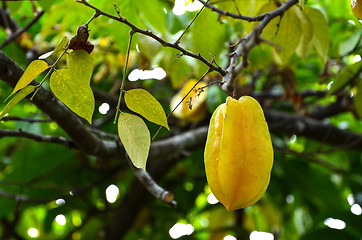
[259,2,279,40]
[304,6,330,61]
[299,0,305,7]
[67,50,93,85]
[0,85,36,120]
[124,89,169,130]
[118,112,150,171]
[50,69,94,124]
[10,60,49,96]
[39,36,69,59]
[54,36,69,53]
[355,81,362,119]
[274,6,302,63]
[295,7,313,58]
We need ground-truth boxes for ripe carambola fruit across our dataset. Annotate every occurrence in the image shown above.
[351,0,362,19]
[204,96,273,211]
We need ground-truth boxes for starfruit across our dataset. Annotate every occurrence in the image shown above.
[204,96,273,211]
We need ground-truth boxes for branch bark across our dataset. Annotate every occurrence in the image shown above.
[221,0,299,92]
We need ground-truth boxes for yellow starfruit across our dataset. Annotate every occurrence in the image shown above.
[351,0,362,19]
[204,96,273,211]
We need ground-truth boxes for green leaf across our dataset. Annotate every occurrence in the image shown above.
[38,0,53,11]
[191,8,226,75]
[355,81,362,119]
[39,36,68,59]
[118,112,150,171]
[134,0,166,33]
[304,6,330,61]
[67,50,93,86]
[0,85,36,120]
[274,6,302,63]
[10,60,49,96]
[50,69,94,124]
[124,89,169,130]
[328,61,362,95]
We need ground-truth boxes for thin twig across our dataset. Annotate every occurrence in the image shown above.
[0,128,76,148]
[113,30,134,124]
[0,10,44,50]
[197,0,267,21]
[0,116,52,123]
[175,0,209,45]
[79,0,226,75]
[152,68,211,140]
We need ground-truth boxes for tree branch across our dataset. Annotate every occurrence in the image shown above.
[0,129,76,148]
[197,0,267,21]
[221,0,299,92]
[127,156,177,207]
[0,10,44,50]
[78,0,226,76]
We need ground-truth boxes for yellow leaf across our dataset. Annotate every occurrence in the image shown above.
[0,85,36,120]
[50,69,94,124]
[124,89,169,130]
[10,60,49,96]
[118,112,150,171]
[67,50,93,85]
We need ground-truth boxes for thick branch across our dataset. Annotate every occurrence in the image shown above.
[265,110,362,151]
[221,0,299,92]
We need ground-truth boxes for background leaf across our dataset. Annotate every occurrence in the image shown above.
[118,112,150,171]
[190,8,226,75]
[328,61,362,95]
[124,89,169,130]
[274,6,302,64]
[305,6,330,61]
[355,81,362,119]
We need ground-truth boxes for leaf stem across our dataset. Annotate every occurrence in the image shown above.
[113,30,134,124]
[30,49,68,101]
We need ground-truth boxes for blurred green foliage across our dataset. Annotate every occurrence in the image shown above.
[0,0,361,240]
